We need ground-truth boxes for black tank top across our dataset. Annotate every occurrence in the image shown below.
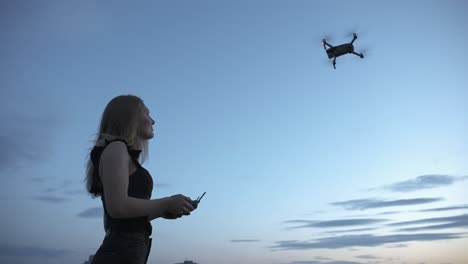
[90,139,153,236]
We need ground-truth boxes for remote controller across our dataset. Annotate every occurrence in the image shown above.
[163,192,206,218]
[191,192,206,209]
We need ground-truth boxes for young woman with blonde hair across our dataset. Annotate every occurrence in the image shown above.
[85,94,195,264]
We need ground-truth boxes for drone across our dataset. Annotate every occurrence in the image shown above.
[322,33,364,69]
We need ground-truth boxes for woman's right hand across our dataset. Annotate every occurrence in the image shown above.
[164,194,194,218]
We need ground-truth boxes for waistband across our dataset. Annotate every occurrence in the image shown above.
[105,229,151,240]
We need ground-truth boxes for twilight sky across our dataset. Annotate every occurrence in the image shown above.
[1,1,467,264]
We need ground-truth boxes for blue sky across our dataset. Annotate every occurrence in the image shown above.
[1,1,467,264]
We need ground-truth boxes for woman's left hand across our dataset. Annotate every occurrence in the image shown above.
[161,211,184,220]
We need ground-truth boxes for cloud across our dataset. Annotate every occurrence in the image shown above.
[44,187,59,193]
[331,198,443,210]
[314,257,332,260]
[64,189,85,196]
[35,179,87,197]
[60,179,74,188]
[324,228,377,234]
[389,214,468,232]
[77,207,102,218]
[285,261,325,264]
[355,255,379,259]
[30,195,68,203]
[0,243,72,258]
[0,111,61,173]
[270,232,463,250]
[323,262,362,264]
[377,211,400,215]
[40,180,82,196]
[31,177,46,183]
[386,243,407,248]
[156,183,170,188]
[397,222,468,232]
[419,205,468,212]
[0,135,45,171]
[284,261,362,264]
[284,218,388,229]
[388,214,468,226]
[384,175,468,192]
[230,239,261,243]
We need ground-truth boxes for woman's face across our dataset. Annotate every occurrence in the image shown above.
[138,104,155,140]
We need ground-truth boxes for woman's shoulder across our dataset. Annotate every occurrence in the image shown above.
[94,136,140,159]
[99,140,131,164]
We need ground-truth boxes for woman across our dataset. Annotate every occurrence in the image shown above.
[85,94,195,264]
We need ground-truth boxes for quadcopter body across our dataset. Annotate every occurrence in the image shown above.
[322,33,364,69]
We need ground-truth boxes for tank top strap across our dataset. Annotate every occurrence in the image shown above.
[103,138,142,166]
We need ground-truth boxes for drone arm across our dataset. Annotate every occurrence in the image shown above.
[352,52,364,58]
[323,41,333,48]
[322,38,334,48]
[350,33,357,44]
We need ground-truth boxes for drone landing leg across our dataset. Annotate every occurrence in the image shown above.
[333,57,336,69]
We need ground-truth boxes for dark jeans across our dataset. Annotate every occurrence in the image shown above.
[91,231,152,264]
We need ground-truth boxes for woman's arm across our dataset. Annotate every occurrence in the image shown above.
[148,211,182,221]
[147,213,158,221]
[100,141,170,219]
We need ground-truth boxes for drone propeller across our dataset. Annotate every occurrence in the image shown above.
[352,47,371,62]
[345,28,367,39]
[321,33,334,42]
[346,31,357,38]
[321,33,335,50]
[321,40,327,50]
[360,47,371,58]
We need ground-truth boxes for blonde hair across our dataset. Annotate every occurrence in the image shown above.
[84,94,150,198]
